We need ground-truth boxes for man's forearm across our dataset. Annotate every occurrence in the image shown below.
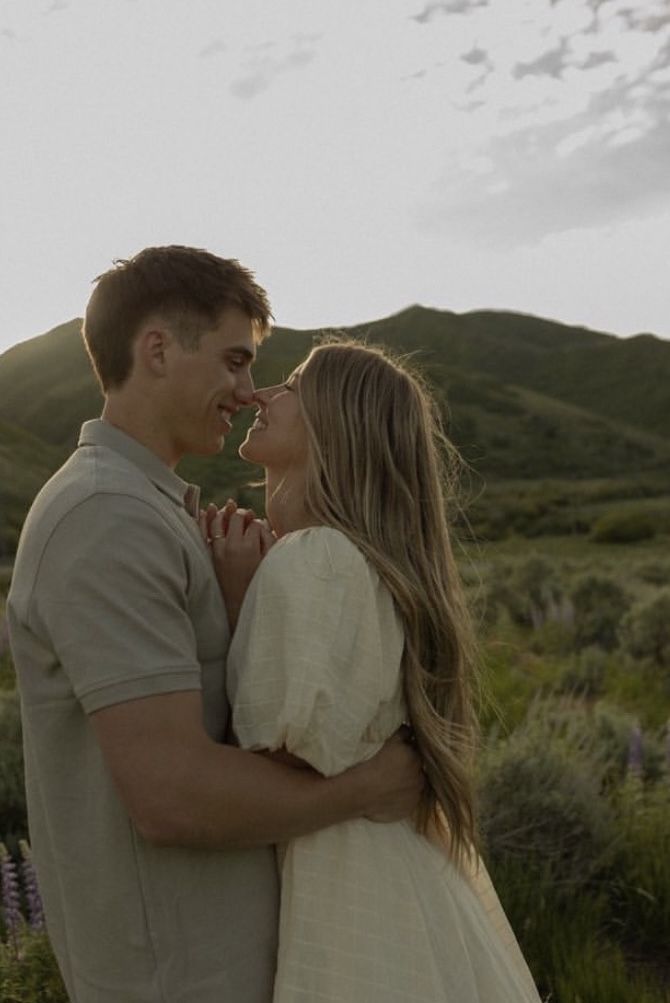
[138,739,370,848]
[92,692,420,849]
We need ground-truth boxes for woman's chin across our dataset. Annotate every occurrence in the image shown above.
[239,435,262,463]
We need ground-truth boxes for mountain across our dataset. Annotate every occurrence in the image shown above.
[1,307,669,553]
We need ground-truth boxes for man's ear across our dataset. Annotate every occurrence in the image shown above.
[135,326,173,377]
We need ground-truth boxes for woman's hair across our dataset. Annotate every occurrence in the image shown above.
[83,245,272,392]
[297,338,479,862]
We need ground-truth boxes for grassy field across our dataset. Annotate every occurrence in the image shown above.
[1,525,669,1000]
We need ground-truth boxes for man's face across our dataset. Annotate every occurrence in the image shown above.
[161,306,256,464]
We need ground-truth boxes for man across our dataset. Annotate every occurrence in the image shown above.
[7,246,422,1003]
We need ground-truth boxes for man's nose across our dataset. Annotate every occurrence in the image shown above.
[234,370,255,404]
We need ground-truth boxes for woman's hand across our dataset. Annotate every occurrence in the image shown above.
[199,501,275,630]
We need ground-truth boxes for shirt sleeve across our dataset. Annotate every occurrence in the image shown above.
[32,493,202,713]
[226,528,405,776]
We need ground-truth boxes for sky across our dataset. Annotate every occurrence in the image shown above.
[1,0,669,356]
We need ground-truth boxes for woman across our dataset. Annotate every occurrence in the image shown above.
[211,340,541,1002]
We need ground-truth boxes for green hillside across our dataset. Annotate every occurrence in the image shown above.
[1,307,670,553]
[0,419,66,556]
[0,321,103,448]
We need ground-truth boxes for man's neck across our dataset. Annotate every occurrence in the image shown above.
[101,395,179,469]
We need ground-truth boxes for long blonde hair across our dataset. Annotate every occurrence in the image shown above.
[296,339,479,862]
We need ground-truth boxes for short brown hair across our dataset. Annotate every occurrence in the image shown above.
[82,245,273,391]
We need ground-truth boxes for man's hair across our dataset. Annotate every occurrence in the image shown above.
[82,245,273,391]
[296,339,479,864]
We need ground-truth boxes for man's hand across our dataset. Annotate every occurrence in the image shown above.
[199,502,275,629]
[355,728,425,823]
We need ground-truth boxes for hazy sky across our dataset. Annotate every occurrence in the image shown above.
[1,0,669,355]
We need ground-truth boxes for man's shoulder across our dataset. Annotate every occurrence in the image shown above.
[23,445,155,532]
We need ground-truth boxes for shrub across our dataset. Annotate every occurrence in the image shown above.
[556,646,609,698]
[570,575,629,651]
[478,705,617,895]
[498,555,565,630]
[619,590,670,669]
[635,560,670,586]
[590,508,657,544]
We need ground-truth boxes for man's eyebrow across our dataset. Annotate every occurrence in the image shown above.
[225,346,256,361]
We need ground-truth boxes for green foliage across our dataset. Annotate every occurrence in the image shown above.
[0,930,68,1002]
[0,692,26,842]
[609,779,670,955]
[591,508,658,544]
[620,589,670,669]
[570,574,629,651]
[0,843,66,1002]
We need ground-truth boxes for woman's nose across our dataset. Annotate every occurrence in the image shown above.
[253,384,282,404]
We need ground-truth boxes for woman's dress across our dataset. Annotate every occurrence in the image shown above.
[227,527,542,1003]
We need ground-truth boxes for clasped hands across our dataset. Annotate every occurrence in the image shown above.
[198,500,276,629]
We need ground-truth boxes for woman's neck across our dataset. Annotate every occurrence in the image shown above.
[264,470,315,538]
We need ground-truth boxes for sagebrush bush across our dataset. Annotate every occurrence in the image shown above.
[590,508,657,544]
[497,555,566,630]
[556,646,608,698]
[619,589,670,669]
[570,574,629,651]
[478,705,617,895]
[634,560,670,586]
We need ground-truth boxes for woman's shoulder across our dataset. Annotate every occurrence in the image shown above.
[261,526,369,582]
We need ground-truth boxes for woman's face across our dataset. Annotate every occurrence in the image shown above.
[239,369,309,473]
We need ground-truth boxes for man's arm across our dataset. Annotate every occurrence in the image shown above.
[91,690,423,848]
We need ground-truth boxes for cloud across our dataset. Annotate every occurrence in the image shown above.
[417,85,670,244]
[0,27,17,40]
[411,0,487,24]
[415,0,670,247]
[461,46,489,66]
[514,40,570,79]
[43,0,68,13]
[230,41,318,99]
[198,39,227,59]
[579,50,617,70]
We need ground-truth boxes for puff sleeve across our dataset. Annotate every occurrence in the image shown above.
[226,527,406,776]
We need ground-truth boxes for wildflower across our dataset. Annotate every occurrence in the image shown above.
[0,841,22,955]
[19,840,45,931]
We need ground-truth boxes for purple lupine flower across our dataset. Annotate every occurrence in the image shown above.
[0,841,22,954]
[627,723,643,778]
[19,840,44,931]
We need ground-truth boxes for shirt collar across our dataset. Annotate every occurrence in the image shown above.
[78,419,201,515]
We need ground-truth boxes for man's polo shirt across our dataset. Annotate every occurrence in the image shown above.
[7,419,278,1003]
